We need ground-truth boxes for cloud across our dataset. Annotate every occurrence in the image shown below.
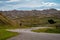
[0,0,60,10]
[8,2,57,8]
[6,0,20,2]
[42,2,57,7]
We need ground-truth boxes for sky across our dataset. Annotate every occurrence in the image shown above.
[0,0,60,11]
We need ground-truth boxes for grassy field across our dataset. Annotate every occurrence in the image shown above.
[30,17,60,33]
[19,17,60,28]
[37,17,60,27]
[0,24,20,29]
[32,28,60,33]
[0,29,18,40]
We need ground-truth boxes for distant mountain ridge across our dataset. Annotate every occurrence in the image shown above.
[0,9,60,19]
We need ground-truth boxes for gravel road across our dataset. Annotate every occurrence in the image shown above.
[7,27,60,40]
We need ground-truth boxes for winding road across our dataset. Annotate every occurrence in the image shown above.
[7,27,60,40]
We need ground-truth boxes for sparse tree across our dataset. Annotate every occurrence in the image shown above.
[48,19,56,24]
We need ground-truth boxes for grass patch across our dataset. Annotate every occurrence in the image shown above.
[19,17,60,28]
[32,28,60,33]
[0,25,20,29]
[0,29,18,40]
[39,17,60,27]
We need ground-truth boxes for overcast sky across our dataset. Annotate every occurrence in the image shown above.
[0,0,60,11]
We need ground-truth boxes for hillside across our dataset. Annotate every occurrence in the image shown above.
[0,13,19,28]
[0,9,60,19]
[0,9,60,28]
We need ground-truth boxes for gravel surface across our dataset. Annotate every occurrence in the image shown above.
[7,27,60,40]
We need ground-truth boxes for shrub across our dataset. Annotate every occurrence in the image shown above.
[48,19,56,24]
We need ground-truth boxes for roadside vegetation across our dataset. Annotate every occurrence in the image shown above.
[0,13,19,40]
[0,29,18,40]
[32,28,60,33]
[32,17,60,33]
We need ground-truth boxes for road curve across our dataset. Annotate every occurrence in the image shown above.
[7,27,60,40]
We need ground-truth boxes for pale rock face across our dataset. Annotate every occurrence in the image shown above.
[0,9,60,19]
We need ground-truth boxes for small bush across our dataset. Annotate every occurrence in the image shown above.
[48,19,56,24]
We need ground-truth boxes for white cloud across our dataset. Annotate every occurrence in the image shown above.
[25,0,31,1]
[7,0,20,2]
[0,0,60,11]
[42,2,57,7]
[9,2,58,8]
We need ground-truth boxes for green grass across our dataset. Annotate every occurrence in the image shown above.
[32,28,60,33]
[39,17,60,26]
[0,14,19,40]
[19,17,60,28]
[0,25,20,29]
[0,29,18,40]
